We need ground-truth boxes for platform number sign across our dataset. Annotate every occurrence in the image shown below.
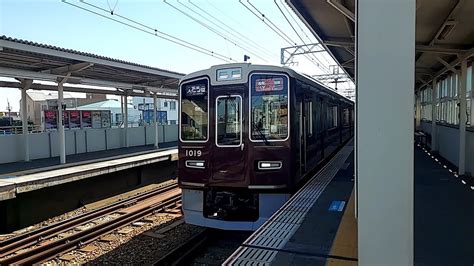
[185,149,202,157]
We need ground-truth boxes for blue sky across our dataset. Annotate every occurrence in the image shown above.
[0,0,345,111]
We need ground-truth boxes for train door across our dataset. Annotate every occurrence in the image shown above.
[211,92,245,181]
[300,99,309,174]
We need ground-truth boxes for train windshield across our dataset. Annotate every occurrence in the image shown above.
[180,79,209,141]
[250,74,289,141]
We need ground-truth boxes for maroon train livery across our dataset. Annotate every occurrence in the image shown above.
[178,63,353,230]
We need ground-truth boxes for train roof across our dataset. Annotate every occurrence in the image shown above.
[180,63,353,104]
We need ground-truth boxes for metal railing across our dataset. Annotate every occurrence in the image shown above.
[0,125,43,135]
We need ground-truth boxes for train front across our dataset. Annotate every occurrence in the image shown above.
[178,64,292,230]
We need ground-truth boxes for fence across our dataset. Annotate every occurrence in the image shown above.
[0,125,178,164]
[420,121,474,174]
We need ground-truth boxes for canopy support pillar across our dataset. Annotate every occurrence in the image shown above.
[458,59,467,176]
[153,94,159,148]
[58,74,71,164]
[20,79,32,162]
[356,0,415,264]
[431,78,437,151]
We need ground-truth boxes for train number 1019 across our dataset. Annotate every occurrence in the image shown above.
[185,149,202,157]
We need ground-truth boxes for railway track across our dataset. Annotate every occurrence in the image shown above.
[0,182,181,265]
[153,229,210,266]
[153,229,252,266]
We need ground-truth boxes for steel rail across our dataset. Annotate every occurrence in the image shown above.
[153,229,210,266]
[0,182,178,258]
[1,189,181,265]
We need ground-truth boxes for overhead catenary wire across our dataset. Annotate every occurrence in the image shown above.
[63,0,235,62]
[189,0,275,58]
[274,1,319,64]
[274,0,330,73]
[242,0,325,69]
[246,0,297,45]
[82,0,233,61]
[247,0,328,71]
[279,0,333,68]
[205,0,278,57]
[279,0,331,68]
[164,0,267,62]
[239,0,295,46]
[281,0,312,41]
[239,0,323,70]
[106,0,119,14]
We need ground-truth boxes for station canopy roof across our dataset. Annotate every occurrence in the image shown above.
[287,0,474,90]
[0,35,184,98]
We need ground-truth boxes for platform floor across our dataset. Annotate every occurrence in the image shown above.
[414,146,473,266]
[0,142,176,176]
[271,148,355,266]
[226,144,474,265]
[0,144,178,201]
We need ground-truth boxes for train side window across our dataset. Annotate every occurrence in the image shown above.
[307,101,313,136]
[327,105,338,129]
[343,108,350,126]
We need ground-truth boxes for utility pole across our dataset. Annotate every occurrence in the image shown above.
[7,99,12,125]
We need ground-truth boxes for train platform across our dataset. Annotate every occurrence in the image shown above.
[226,143,474,265]
[414,145,473,266]
[0,143,178,201]
[225,142,355,265]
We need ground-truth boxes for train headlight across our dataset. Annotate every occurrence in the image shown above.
[185,160,205,169]
[258,161,282,170]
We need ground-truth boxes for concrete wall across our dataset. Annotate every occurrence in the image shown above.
[0,125,178,164]
[420,121,474,174]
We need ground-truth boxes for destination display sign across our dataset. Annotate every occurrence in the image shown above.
[185,84,207,96]
[255,78,284,92]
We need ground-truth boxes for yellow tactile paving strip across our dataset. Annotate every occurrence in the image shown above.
[326,189,358,266]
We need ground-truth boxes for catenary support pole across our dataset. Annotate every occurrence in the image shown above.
[21,79,32,162]
[120,94,124,124]
[356,0,415,265]
[459,59,467,176]
[153,94,159,148]
[431,78,437,151]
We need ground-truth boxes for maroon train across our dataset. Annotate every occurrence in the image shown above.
[178,63,353,230]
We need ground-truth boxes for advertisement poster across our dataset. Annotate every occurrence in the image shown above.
[158,111,167,124]
[101,111,111,128]
[44,110,57,130]
[91,111,102,128]
[142,110,152,124]
[81,111,92,128]
[142,110,167,124]
[63,111,70,129]
[69,110,81,129]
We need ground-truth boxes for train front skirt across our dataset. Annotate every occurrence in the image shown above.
[182,189,290,231]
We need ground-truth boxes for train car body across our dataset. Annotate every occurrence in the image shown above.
[178,63,353,230]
